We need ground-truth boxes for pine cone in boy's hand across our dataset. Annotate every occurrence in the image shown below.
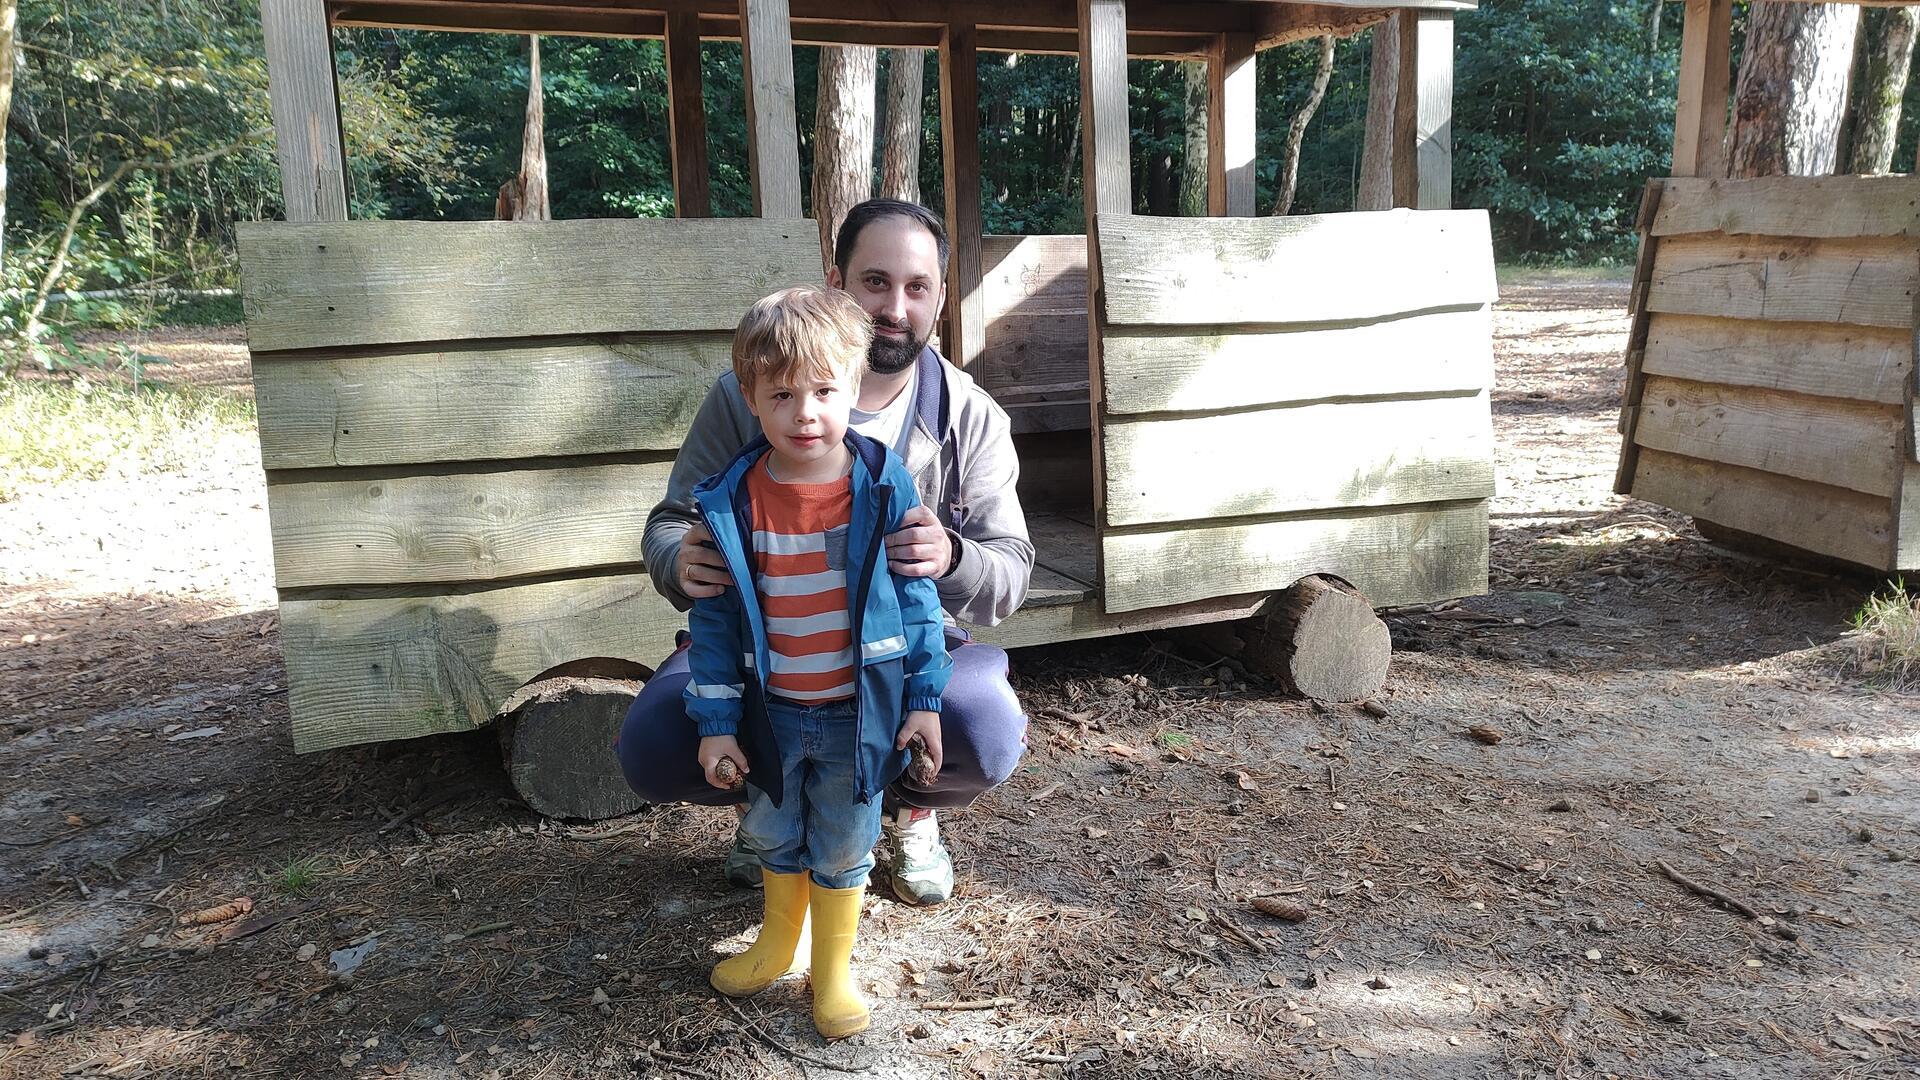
[714,755,745,790]
[907,735,938,785]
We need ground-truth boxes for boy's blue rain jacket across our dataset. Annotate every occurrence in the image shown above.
[682,428,953,807]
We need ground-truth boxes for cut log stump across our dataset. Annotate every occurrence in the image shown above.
[497,675,646,820]
[1246,575,1391,702]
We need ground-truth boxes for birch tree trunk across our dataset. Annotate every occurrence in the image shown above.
[1179,60,1208,216]
[812,45,877,271]
[1729,1,1861,176]
[497,35,550,220]
[1274,35,1336,216]
[1356,17,1397,211]
[1850,7,1918,174]
[881,49,922,202]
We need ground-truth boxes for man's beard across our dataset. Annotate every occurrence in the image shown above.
[867,319,926,375]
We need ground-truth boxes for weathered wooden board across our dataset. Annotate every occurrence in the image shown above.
[1652,176,1920,238]
[282,572,685,753]
[237,218,820,352]
[1006,400,1093,435]
[1633,375,1904,497]
[1103,392,1492,526]
[1900,464,1920,570]
[1630,448,1893,570]
[941,22,987,369]
[253,333,734,469]
[1669,0,1731,179]
[1100,499,1488,613]
[268,460,670,589]
[1393,10,1452,210]
[1641,313,1912,406]
[977,587,1273,651]
[1024,565,1094,609]
[982,234,1089,320]
[261,0,348,223]
[1096,210,1496,327]
[980,315,1091,397]
[979,232,1091,405]
[1646,235,1918,330]
[1100,306,1492,415]
[1026,512,1097,587]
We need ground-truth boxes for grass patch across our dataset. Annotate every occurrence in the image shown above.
[1848,582,1920,689]
[271,855,327,897]
[0,377,255,501]
[1495,264,1633,288]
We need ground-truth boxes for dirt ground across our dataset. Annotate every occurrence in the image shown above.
[3,278,1918,1079]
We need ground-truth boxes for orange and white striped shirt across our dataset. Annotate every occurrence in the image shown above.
[745,459,857,703]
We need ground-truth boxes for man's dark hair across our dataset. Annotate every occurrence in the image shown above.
[833,199,950,279]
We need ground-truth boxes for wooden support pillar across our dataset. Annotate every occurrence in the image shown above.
[1206,31,1255,217]
[1080,0,1128,538]
[1391,9,1452,210]
[939,23,986,369]
[1671,0,1732,178]
[738,0,803,218]
[665,11,712,217]
[261,0,348,222]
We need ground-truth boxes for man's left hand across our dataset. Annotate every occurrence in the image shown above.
[885,505,953,578]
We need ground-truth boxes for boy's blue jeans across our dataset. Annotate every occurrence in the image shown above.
[738,696,884,891]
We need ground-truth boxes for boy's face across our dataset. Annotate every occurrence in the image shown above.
[742,364,858,472]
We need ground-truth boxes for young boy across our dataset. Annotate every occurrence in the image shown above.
[685,285,951,1039]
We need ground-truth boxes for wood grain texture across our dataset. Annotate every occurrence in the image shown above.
[236,218,820,351]
[980,233,1090,401]
[283,572,685,753]
[1206,31,1257,216]
[739,0,804,218]
[260,0,348,222]
[267,460,671,589]
[1100,499,1488,613]
[252,332,734,469]
[1633,374,1905,497]
[1100,305,1492,415]
[1079,0,1133,223]
[1646,234,1918,330]
[975,588,1274,651]
[1096,210,1496,327]
[940,21,987,368]
[1641,313,1913,405]
[1630,448,1893,570]
[1670,0,1732,179]
[1026,512,1097,586]
[1652,176,1920,238]
[1392,10,1452,210]
[1101,392,1494,526]
[666,11,713,217]
[1899,464,1920,569]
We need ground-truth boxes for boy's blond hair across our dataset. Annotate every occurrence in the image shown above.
[732,286,872,394]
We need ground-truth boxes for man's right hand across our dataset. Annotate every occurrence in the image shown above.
[677,521,733,599]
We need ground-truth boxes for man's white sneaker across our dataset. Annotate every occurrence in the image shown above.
[883,807,953,906]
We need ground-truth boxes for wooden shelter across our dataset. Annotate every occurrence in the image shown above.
[1615,0,1920,572]
[243,0,1494,758]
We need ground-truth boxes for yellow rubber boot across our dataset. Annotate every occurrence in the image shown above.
[710,869,809,997]
[808,880,871,1038]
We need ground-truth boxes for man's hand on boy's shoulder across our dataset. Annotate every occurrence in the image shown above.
[886,505,954,579]
[677,521,734,598]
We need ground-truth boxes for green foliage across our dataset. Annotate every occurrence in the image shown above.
[1848,580,1920,689]
[0,376,255,501]
[272,855,328,897]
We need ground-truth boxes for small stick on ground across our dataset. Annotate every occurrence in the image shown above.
[1209,910,1268,953]
[721,997,873,1072]
[444,920,516,942]
[1653,859,1758,919]
[378,786,476,834]
[919,997,1016,1011]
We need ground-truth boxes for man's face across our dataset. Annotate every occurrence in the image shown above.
[827,215,946,375]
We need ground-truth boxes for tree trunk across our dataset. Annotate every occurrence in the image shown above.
[1179,59,1208,216]
[497,676,648,820]
[0,0,14,275]
[1356,17,1397,211]
[1645,0,1665,97]
[498,35,550,220]
[1729,1,1861,177]
[1147,105,1173,215]
[1273,35,1336,216]
[1244,576,1391,702]
[1850,7,1918,174]
[881,48,923,202]
[811,45,877,272]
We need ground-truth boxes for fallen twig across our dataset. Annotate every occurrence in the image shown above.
[443,920,515,942]
[721,998,872,1071]
[1208,910,1268,953]
[1653,860,1757,919]
[378,786,477,835]
[919,997,1016,1011]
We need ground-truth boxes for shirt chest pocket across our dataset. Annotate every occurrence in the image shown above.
[823,524,850,572]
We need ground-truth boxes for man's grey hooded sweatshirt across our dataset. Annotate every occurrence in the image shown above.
[642,347,1034,627]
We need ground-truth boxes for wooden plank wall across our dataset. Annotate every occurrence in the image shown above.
[1091,209,1498,613]
[979,234,1091,434]
[238,218,822,752]
[1616,176,1920,571]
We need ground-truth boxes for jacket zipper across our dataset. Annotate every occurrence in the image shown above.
[848,482,891,801]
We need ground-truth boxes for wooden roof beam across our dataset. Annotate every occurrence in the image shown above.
[1252,3,1392,49]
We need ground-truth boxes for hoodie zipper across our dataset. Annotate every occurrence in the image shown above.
[847,482,892,801]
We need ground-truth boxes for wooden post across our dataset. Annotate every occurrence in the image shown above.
[260,0,348,222]
[1206,31,1255,216]
[665,11,712,217]
[1671,0,1732,178]
[1392,10,1452,210]
[1080,0,1128,548]
[939,23,986,369]
[738,0,803,218]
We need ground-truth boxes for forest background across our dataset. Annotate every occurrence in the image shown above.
[8,0,1920,342]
